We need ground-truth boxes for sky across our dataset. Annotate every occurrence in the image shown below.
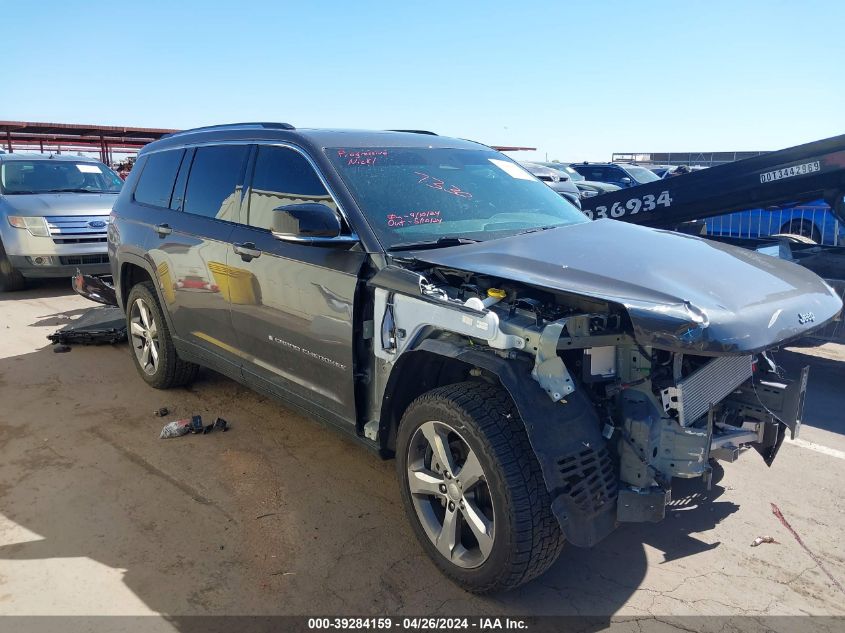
[3,0,844,162]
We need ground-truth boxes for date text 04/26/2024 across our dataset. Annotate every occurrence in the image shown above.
[307,617,528,630]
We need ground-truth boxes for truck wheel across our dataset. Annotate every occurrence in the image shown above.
[0,238,26,292]
[396,382,565,593]
[781,219,821,243]
[126,281,199,389]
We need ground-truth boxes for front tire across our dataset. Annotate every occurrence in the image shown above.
[0,238,26,292]
[396,382,565,593]
[126,281,199,389]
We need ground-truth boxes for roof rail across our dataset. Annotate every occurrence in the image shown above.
[162,122,295,139]
[388,129,438,135]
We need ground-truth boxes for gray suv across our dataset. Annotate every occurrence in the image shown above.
[109,123,841,592]
[0,153,122,290]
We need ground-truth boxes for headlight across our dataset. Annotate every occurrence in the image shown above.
[579,190,599,199]
[8,216,50,237]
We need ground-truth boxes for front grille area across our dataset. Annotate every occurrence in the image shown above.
[557,446,618,513]
[46,215,109,244]
[662,355,753,426]
[59,255,109,265]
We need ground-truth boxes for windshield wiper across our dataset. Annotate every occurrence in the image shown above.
[43,188,115,194]
[514,225,562,236]
[387,236,481,252]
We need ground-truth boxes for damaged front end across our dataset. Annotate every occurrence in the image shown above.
[610,348,808,524]
[369,253,833,548]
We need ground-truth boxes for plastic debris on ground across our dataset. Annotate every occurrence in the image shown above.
[72,270,118,306]
[160,416,197,439]
[160,415,230,439]
[750,535,779,547]
[47,306,127,346]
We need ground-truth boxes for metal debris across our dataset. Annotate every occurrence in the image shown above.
[47,306,126,345]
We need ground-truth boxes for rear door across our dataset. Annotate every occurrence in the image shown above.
[145,144,250,370]
[228,144,366,422]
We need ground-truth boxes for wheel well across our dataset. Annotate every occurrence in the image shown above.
[120,263,153,309]
[379,350,496,455]
[781,218,818,233]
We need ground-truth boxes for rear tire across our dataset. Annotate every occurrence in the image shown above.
[396,382,565,593]
[781,219,821,243]
[0,238,26,292]
[126,281,199,389]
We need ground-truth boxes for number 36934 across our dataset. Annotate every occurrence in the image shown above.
[582,190,672,220]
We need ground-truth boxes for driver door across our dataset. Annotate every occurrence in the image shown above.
[228,145,366,423]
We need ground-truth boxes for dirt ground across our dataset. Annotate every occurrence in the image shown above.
[1,280,844,628]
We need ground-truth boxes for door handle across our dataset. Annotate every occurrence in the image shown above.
[154,223,172,237]
[233,242,262,262]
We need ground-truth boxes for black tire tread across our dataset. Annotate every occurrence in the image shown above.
[405,381,565,592]
[0,238,26,292]
[126,281,199,388]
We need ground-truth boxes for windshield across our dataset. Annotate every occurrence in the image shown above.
[0,160,123,194]
[562,166,584,181]
[623,165,661,184]
[327,147,588,249]
[541,163,584,181]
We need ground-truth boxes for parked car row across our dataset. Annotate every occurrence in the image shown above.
[3,145,843,293]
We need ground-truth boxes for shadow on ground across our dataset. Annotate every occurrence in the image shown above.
[777,346,845,437]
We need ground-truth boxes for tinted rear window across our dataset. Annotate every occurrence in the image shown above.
[134,150,184,208]
[183,145,249,221]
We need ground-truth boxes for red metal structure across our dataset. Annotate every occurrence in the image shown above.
[0,121,535,164]
[0,121,176,164]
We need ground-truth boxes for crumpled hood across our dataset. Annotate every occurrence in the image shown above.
[1,193,117,216]
[409,219,843,354]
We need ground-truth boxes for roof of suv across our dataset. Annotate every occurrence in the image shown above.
[143,123,487,155]
[0,152,101,163]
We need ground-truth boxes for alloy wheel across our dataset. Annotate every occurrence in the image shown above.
[406,420,495,569]
[130,298,160,376]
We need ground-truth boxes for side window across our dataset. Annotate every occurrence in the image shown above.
[586,167,608,181]
[610,167,629,182]
[247,146,338,231]
[133,150,185,208]
[169,149,193,211]
[183,145,250,221]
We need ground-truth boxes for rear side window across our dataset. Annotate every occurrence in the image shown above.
[183,145,249,221]
[580,166,608,181]
[247,146,337,230]
[134,150,184,208]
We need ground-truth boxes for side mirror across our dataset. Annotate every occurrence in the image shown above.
[619,177,633,186]
[272,203,345,241]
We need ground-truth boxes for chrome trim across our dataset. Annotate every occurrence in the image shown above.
[46,215,111,236]
[271,231,360,245]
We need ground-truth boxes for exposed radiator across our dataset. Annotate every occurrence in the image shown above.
[661,355,753,426]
